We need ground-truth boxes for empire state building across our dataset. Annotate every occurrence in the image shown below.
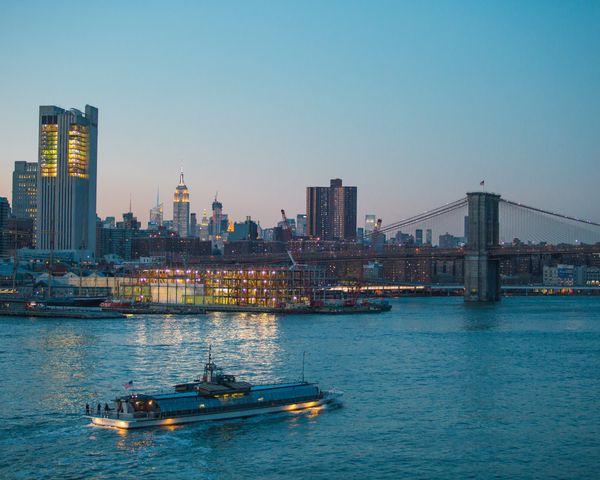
[173,171,190,237]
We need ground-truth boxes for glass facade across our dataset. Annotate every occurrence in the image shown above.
[40,124,58,177]
[117,266,326,307]
[68,124,89,178]
[12,162,38,220]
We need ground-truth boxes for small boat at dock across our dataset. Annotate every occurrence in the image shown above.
[0,299,125,319]
[88,349,341,429]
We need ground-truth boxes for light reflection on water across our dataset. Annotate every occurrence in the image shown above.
[1,297,600,479]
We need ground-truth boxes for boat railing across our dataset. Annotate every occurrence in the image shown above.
[97,393,322,420]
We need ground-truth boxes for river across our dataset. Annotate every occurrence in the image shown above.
[1,297,599,479]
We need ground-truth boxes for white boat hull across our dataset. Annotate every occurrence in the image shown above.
[89,393,341,430]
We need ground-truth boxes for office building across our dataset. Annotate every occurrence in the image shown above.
[365,214,376,234]
[102,216,116,229]
[229,217,259,241]
[12,161,37,220]
[36,105,98,256]
[306,178,357,241]
[426,229,432,245]
[306,186,330,239]
[296,214,307,236]
[190,213,198,237]
[199,210,209,240]
[0,198,10,258]
[415,229,423,245]
[439,232,461,248]
[7,217,35,252]
[209,195,228,238]
[117,211,141,230]
[173,171,190,237]
[149,189,163,230]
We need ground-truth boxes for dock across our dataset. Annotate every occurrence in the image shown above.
[0,300,125,319]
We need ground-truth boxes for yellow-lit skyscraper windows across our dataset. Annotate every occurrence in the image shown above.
[40,124,58,177]
[68,124,89,178]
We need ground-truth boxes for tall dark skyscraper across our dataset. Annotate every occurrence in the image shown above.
[306,186,330,239]
[12,161,38,220]
[306,178,357,241]
[0,197,10,258]
[36,105,98,256]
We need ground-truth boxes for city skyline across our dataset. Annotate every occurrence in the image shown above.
[1,2,599,227]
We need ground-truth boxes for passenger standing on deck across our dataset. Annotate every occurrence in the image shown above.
[85,403,90,415]
[104,403,109,417]
[97,403,101,415]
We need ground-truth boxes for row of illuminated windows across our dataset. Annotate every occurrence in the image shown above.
[40,125,58,177]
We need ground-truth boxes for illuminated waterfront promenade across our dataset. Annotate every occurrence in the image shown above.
[116,266,326,307]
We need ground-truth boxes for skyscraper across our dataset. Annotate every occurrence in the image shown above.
[190,212,198,237]
[415,229,423,245]
[306,186,330,239]
[0,197,10,258]
[296,214,307,236]
[199,209,210,240]
[148,187,163,230]
[365,214,376,234]
[36,105,98,256]
[306,178,357,240]
[12,161,38,220]
[173,171,190,237]
[210,195,224,238]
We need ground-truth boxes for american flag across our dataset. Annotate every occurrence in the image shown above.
[123,380,133,390]
[480,180,485,186]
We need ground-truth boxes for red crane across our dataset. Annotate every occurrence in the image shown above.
[280,209,294,242]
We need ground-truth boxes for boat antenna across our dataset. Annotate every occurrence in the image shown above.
[301,351,306,383]
[202,344,213,382]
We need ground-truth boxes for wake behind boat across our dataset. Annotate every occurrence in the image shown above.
[88,349,341,429]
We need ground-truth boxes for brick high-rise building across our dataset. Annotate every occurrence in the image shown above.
[306,178,357,241]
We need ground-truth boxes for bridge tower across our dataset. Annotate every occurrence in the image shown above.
[464,192,501,302]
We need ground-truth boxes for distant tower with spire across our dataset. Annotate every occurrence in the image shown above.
[210,192,224,237]
[149,185,163,230]
[173,170,190,237]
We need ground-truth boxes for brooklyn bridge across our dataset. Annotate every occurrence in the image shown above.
[171,191,600,302]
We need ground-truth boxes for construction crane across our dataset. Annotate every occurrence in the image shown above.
[280,209,294,242]
[281,209,298,266]
[370,218,383,250]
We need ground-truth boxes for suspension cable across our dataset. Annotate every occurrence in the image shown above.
[501,199,600,228]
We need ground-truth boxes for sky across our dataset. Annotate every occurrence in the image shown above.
[1,0,599,228]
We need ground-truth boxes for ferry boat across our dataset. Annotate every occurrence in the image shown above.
[88,350,341,429]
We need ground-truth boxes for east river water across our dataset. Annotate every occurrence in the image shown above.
[1,297,599,479]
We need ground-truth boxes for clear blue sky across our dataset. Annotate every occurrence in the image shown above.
[1,0,599,227]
